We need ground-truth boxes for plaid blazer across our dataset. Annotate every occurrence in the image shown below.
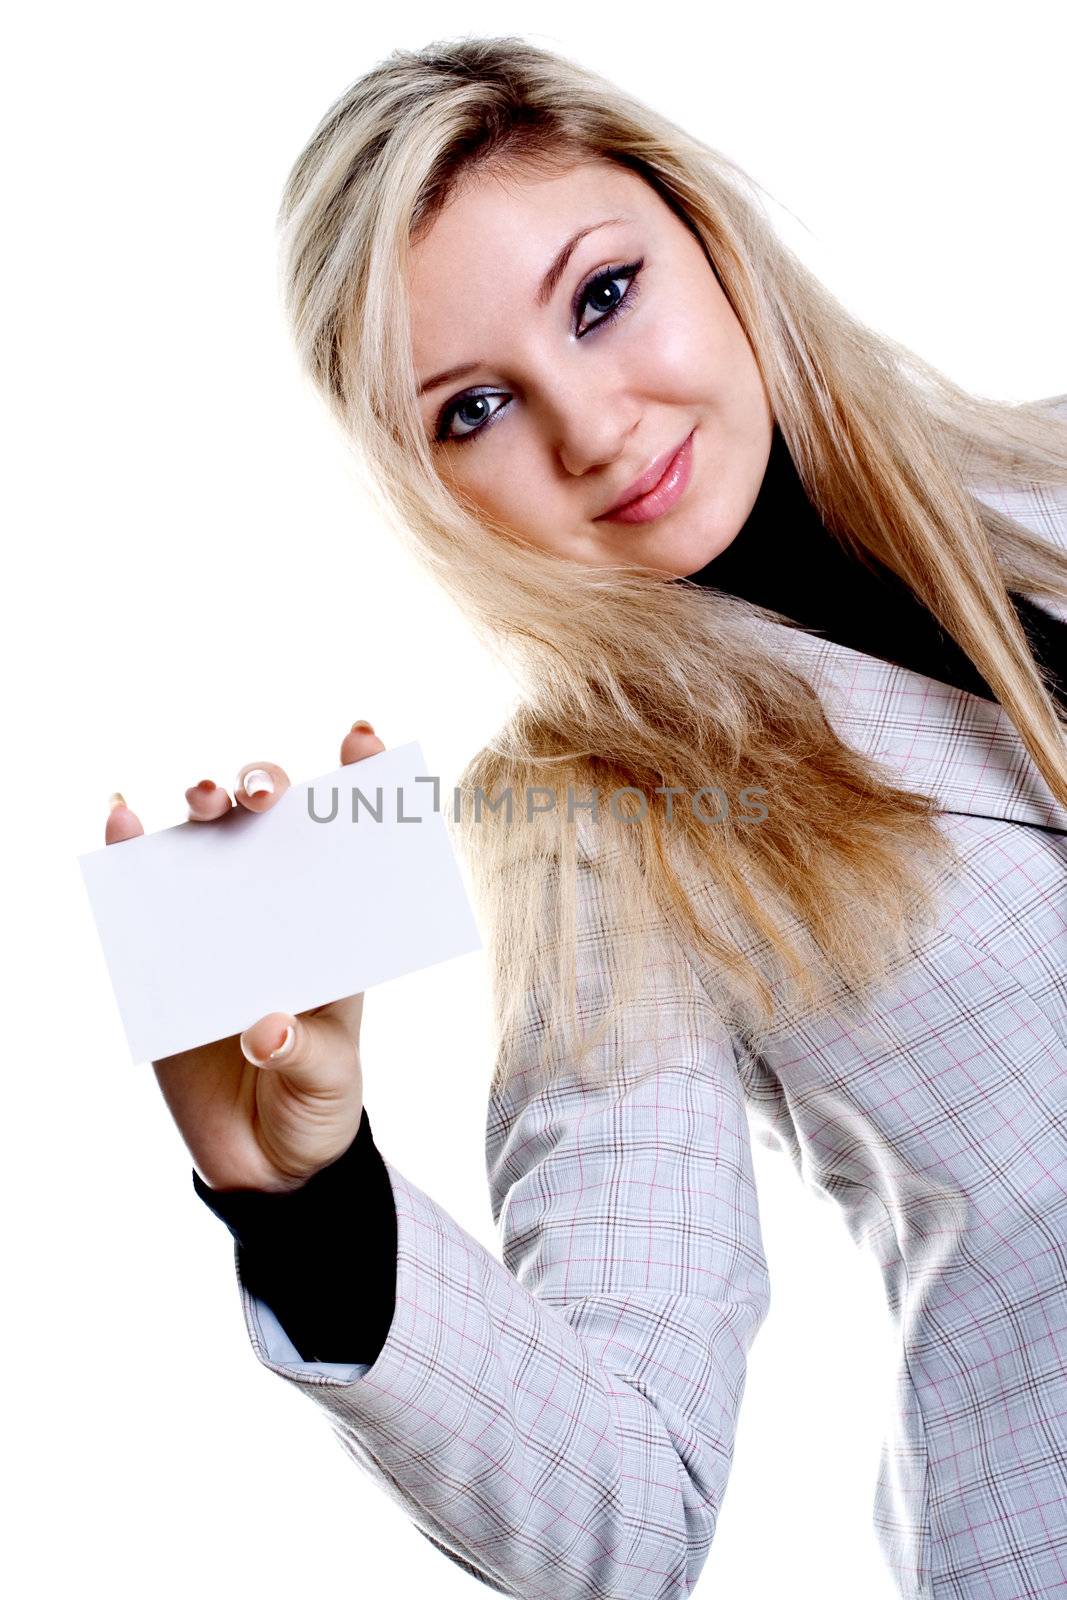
[228,410,1067,1600]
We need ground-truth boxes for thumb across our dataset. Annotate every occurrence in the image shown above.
[239,1009,359,1098]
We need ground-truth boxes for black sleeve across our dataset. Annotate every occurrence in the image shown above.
[191,1105,397,1365]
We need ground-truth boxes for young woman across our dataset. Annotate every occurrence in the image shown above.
[105,36,1067,1600]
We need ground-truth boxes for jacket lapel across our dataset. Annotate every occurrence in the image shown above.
[753,621,1067,835]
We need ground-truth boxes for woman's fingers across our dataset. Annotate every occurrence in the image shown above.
[185,779,233,822]
[240,1011,303,1067]
[340,720,386,764]
[233,761,290,813]
[189,758,292,820]
[198,723,383,824]
[108,721,384,848]
[105,793,144,845]
[238,1007,360,1096]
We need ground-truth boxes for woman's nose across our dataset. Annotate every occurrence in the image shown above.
[555,409,640,479]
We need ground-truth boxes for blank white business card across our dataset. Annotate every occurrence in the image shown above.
[77,741,482,1063]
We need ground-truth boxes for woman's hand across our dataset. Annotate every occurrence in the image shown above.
[105,721,386,1194]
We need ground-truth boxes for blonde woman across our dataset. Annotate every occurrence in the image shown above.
[105,36,1067,1600]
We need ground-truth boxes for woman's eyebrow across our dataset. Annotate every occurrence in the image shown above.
[535,215,628,307]
[417,215,629,397]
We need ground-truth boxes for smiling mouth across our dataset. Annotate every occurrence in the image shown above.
[595,429,696,525]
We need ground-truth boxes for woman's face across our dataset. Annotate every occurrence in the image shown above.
[408,156,774,578]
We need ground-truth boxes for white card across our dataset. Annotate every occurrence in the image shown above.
[77,741,482,1063]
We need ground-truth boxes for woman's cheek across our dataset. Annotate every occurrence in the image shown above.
[634,307,715,400]
[451,441,539,528]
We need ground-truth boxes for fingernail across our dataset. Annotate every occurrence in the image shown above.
[186,780,216,804]
[241,1020,295,1066]
[242,768,274,797]
[108,792,126,811]
[269,1023,296,1059]
[350,720,375,734]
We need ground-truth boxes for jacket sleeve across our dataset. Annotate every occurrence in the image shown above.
[216,848,772,1600]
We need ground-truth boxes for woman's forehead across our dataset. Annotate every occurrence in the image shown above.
[410,157,653,263]
[407,159,658,365]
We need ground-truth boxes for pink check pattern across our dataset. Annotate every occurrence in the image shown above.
[231,401,1067,1599]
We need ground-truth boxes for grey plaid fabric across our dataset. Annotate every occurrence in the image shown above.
[230,409,1067,1600]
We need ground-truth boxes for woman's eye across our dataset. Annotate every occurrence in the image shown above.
[435,390,508,444]
[575,261,642,336]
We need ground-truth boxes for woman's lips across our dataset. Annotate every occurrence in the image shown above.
[596,429,695,524]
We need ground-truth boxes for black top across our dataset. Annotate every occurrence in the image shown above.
[194,423,1066,1367]
[193,1103,396,1364]
[678,423,1067,708]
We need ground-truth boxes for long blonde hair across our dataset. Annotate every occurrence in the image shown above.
[276,35,1067,1091]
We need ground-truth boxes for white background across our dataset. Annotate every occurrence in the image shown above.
[7,2,1065,1596]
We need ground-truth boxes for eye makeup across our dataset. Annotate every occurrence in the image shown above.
[432,257,645,446]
